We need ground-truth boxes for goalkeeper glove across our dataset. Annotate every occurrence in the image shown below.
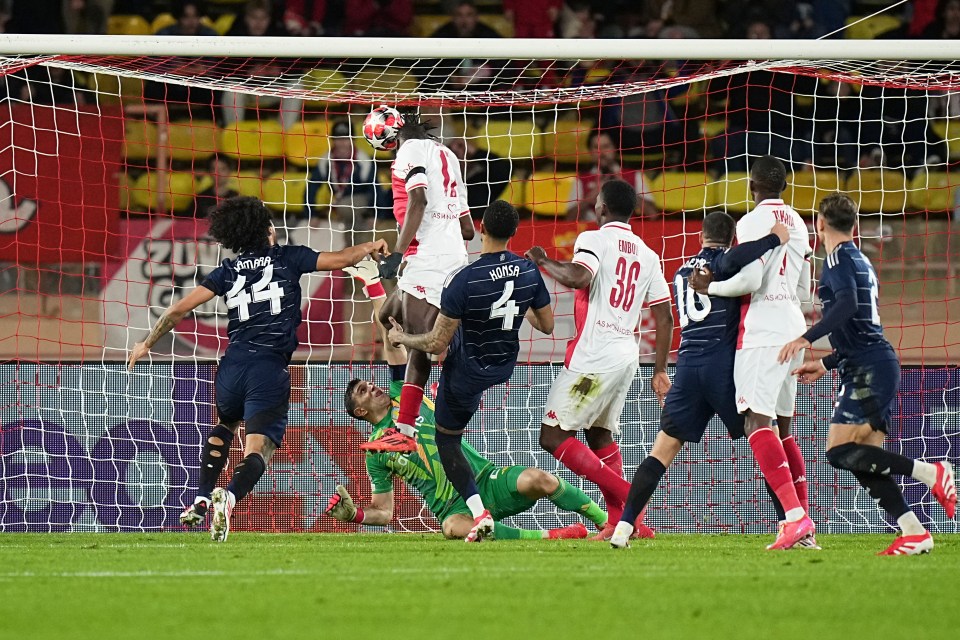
[378,252,403,280]
[343,258,385,300]
[326,484,364,524]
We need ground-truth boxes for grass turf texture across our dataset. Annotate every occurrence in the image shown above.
[1,533,956,640]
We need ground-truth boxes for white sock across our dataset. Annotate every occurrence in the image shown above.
[466,494,486,519]
[784,507,805,523]
[897,511,926,536]
[912,461,937,487]
[396,422,417,438]
[613,521,634,538]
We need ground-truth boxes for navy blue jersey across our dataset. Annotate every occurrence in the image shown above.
[440,251,550,374]
[201,244,320,357]
[673,247,742,364]
[818,241,893,360]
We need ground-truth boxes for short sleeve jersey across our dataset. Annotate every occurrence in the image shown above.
[440,251,551,376]
[200,244,319,357]
[365,379,494,522]
[391,138,470,259]
[673,247,743,364]
[735,199,810,348]
[566,221,671,373]
[819,241,894,362]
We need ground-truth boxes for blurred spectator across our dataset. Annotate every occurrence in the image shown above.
[62,0,113,35]
[504,0,561,38]
[156,0,218,36]
[0,1,11,33]
[559,2,597,39]
[566,130,657,221]
[910,0,940,36]
[922,0,960,38]
[306,120,379,229]
[189,156,239,218]
[8,66,87,105]
[7,0,63,33]
[431,1,500,38]
[283,0,325,35]
[745,18,773,40]
[599,66,685,160]
[342,0,412,36]
[643,0,723,39]
[446,136,512,219]
[227,0,286,36]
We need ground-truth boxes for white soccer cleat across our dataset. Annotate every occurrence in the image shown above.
[610,521,634,549]
[794,535,822,550]
[179,496,210,528]
[210,488,236,543]
[465,510,494,543]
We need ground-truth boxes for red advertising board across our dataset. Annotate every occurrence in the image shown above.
[0,104,123,264]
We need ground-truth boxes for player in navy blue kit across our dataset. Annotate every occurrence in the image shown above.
[388,200,554,542]
[611,211,789,547]
[780,193,956,555]
[127,196,388,542]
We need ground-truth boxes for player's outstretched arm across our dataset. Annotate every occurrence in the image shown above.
[315,239,389,272]
[387,314,459,355]
[525,246,592,290]
[525,304,555,335]
[128,285,217,370]
[778,287,858,364]
[325,485,395,526]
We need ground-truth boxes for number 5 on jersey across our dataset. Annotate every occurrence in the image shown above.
[225,264,285,321]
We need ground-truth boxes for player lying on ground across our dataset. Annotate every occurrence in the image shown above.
[779,193,956,556]
[127,196,388,542]
[333,274,605,540]
[525,179,672,541]
[689,155,815,550]
[385,200,559,541]
[610,212,791,548]
[362,109,476,455]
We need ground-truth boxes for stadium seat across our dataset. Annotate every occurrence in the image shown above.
[166,120,218,162]
[122,120,158,160]
[501,177,528,210]
[130,171,196,212]
[930,119,960,161]
[698,118,727,139]
[117,172,134,211]
[107,15,151,36]
[907,171,958,212]
[848,169,907,213]
[346,68,419,96]
[526,172,578,217]
[261,173,307,215]
[236,172,265,199]
[650,172,712,212]
[302,68,348,110]
[150,13,176,33]
[785,171,842,215]
[480,14,514,38]
[284,120,332,167]
[90,73,143,104]
[843,14,902,40]
[213,13,236,35]
[544,118,594,165]
[471,119,543,160]
[713,172,752,214]
[219,121,285,160]
[410,14,448,37]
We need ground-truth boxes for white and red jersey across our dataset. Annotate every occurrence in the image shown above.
[391,138,470,259]
[567,167,653,220]
[736,198,810,348]
[565,221,671,373]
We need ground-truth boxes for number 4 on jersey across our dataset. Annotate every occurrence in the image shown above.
[225,264,285,322]
[490,280,519,329]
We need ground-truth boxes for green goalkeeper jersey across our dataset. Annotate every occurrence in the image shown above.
[365,380,493,521]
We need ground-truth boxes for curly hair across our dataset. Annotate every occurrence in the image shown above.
[397,110,438,143]
[207,196,273,254]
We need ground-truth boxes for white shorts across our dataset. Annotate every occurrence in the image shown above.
[734,346,803,418]
[398,252,468,309]
[542,362,638,436]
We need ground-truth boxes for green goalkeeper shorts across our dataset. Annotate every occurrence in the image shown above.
[445,466,537,521]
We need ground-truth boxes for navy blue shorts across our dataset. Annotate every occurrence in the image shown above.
[215,352,291,447]
[831,356,900,433]
[434,356,510,432]
[660,357,744,443]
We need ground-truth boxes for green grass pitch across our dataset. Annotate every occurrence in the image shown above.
[1,533,956,640]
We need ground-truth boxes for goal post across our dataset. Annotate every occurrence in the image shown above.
[0,36,956,534]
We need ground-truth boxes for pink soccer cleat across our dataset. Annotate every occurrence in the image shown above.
[877,531,933,556]
[465,510,494,543]
[548,522,589,540]
[589,523,615,541]
[931,461,956,519]
[360,428,417,453]
[766,515,816,550]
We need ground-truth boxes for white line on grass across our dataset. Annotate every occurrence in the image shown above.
[0,568,310,579]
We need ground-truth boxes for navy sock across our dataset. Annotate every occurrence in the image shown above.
[852,471,910,520]
[198,424,234,500]
[764,479,786,522]
[389,364,407,382]
[826,443,915,477]
[434,431,480,502]
[227,453,266,502]
[621,456,666,524]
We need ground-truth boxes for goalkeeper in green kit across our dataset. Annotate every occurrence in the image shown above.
[326,260,608,540]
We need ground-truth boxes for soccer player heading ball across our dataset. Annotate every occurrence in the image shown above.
[359,106,476,455]
[128,196,388,542]
[779,192,956,555]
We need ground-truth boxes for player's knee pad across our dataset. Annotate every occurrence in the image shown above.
[825,442,864,471]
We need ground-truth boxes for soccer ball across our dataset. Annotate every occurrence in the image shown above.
[362,105,404,151]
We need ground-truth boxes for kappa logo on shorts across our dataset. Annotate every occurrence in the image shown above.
[737,396,746,405]
[546,410,558,420]
[415,285,427,294]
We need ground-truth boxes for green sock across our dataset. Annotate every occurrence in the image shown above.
[493,522,543,540]
[549,475,608,528]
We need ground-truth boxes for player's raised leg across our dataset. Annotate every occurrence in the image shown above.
[179,420,239,527]
[515,467,608,532]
